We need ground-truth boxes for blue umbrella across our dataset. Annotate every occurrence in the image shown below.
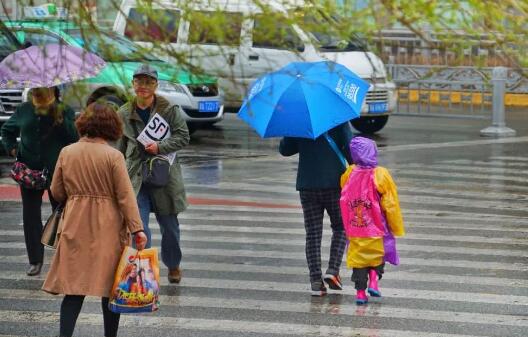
[237,61,370,139]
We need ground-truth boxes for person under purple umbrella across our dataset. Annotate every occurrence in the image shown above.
[339,136,405,305]
[1,86,79,276]
[0,44,104,276]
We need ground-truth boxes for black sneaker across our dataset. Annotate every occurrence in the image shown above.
[311,280,327,296]
[323,273,343,290]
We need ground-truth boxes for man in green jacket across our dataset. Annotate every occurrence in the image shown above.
[117,64,190,284]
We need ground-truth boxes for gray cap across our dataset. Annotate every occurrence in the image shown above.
[133,64,158,80]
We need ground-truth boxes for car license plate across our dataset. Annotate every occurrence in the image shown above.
[198,101,219,112]
[368,102,388,113]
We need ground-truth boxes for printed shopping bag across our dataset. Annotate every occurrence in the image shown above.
[109,246,160,313]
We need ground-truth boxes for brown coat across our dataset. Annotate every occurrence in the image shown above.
[42,138,143,297]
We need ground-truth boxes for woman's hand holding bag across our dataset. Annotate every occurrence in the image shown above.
[134,231,148,250]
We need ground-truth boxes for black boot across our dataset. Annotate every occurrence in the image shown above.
[27,263,43,276]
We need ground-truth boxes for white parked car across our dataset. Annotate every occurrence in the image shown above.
[113,0,397,133]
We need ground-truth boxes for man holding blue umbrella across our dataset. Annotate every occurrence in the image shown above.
[238,61,370,295]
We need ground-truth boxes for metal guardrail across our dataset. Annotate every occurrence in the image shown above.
[388,64,516,136]
[393,78,493,119]
[388,64,528,93]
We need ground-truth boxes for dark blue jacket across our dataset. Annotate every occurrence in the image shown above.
[279,122,353,190]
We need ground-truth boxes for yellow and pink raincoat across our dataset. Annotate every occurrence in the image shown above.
[340,137,405,269]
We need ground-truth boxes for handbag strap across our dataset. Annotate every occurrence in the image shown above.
[324,132,348,169]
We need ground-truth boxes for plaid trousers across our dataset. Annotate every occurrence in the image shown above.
[299,189,347,282]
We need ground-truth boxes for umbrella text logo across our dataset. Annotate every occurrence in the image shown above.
[248,78,267,100]
[335,79,359,104]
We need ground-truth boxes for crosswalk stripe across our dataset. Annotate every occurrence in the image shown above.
[0,290,526,328]
[188,188,528,209]
[381,177,528,193]
[1,272,525,306]
[178,211,526,224]
[1,225,526,245]
[398,187,527,204]
[394,168,528,184]
[184,203,527,220]
[10,220,528,239]
[399,194,528,210]
[180,207,528,229]
[247,173,528,193]
[1,238,526,258]
[378,136,528,152]
[190,180,528,204]
[403,163,528,177]
[0,310,484,337]
[489,156,528,162]
[188,181,528,206]
[442,159,528,169]
[2,245,527,276]
[187,185,527,211]
[5,221,528,241]
[1,258,526,288]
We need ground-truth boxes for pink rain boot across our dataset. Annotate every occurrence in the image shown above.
[356,289,368,305]
[368,269,381,297]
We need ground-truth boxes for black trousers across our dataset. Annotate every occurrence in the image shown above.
[60,295,120,337]
[20,187,58,265]
[351,264,385,290]
[299,189,347,282]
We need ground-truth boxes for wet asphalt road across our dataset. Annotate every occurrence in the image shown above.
[0,110,527,336]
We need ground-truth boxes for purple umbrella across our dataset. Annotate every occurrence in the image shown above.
[0,43,106,89]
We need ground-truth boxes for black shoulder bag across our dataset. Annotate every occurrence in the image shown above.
[10,117,54,190]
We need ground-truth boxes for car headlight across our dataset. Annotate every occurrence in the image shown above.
[157,80,187,94]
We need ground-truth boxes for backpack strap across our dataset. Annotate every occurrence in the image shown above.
[324,132,347,169]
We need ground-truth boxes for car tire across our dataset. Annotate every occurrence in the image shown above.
[351,116,389,134]
[186,122,197,135]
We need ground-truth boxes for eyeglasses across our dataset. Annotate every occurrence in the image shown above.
[133,78,157,86]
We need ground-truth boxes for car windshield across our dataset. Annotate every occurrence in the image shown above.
[65,29,160,62]
[290,10,365,52]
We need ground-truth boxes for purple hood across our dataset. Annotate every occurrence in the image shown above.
[349,137,378,168]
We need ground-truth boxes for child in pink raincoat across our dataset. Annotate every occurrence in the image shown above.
[340,137,405,305]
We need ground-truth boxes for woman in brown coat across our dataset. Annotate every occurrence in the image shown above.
[42,102,147,337]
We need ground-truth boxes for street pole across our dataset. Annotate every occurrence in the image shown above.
[480,67,516,137]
